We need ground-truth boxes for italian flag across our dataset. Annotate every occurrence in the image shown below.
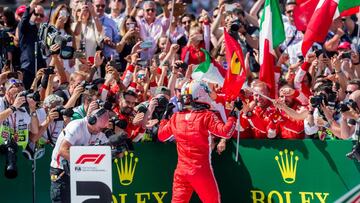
[259,0,285,98]
[191,49,226,86]
[302,0,360,56]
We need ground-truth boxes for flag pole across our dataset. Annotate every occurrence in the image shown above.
[235,109,240,162]
[244,87,275,102]
[357,12,360,47]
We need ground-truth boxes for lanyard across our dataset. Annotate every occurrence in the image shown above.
[9,113,16,133]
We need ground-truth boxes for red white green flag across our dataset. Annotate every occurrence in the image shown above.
[259,0,285,99]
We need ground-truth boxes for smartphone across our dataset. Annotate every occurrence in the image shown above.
[59,10,68,18]
[225,3,236,11]
[127,23,135,29]
[109,60,122,71]
[140,41,153,49]
[297,55,304,62]
[137,60,148,67]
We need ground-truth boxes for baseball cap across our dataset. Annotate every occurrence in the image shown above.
[155,86,171,97]
[338,41,351,50]
[16,5,26,17]
[5,78,23,91]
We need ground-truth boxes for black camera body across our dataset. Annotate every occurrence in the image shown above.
[54,106,74,121]
[0,137,18,179]
[96,99,113,111]
[346,143,360,162]
[94,132,134,159]
[80,81,98,92]
[18,90,41,108]
[43,66,55,75]
[0,29,15,54]
[109,116,128,130]
[310,87,337,109]
[154,96,169,116]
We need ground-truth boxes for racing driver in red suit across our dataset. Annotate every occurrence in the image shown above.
[158,80,242,203]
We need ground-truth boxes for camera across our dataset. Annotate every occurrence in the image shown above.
[96,99,113,111]
[38,23,74,59]
[0,138,18,179]
[174,62,188,70]
[54,106,74,121]
[155,96,169,114]
[43,66,55,75]
[18,90,41,107]
[310,86,337,108]
[337,99,359,112]
[346,142,360,162]
[109,116,128,129]
[94,132,134,158]
[230,19,241,32]
[80,81,98,92]
[0,29,15,68]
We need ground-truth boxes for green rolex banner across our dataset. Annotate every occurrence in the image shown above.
[0,140,359,203]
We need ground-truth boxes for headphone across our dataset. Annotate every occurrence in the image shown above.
[88,108,107,125]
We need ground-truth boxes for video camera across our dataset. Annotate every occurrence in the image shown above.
[38,23,74,59]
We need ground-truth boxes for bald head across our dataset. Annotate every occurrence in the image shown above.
[349,90,360,110]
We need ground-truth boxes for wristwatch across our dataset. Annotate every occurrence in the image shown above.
[30,111,37,117]
[9,105,16,113]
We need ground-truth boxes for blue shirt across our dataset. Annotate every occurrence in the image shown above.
[99,15,120,58]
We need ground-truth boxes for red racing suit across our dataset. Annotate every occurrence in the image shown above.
[278,102,306,139]
[158,109,236,203]
[239,105,281,139]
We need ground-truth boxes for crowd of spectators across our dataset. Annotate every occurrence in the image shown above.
[0,0,359,157]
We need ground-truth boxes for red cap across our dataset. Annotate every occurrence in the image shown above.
[16,5,26,16]
[338,41,351,50]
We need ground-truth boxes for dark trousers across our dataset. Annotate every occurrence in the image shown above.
[50,167,70,203]
[21,69,35,90]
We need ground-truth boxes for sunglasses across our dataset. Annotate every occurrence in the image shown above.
[145,8,155,12]
[137,74,145,79]
[345,90,354,95]
[182,20,191,24]
[34,13,44,18]
[95,4,106,8]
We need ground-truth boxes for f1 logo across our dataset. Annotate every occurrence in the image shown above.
[75,154,105,164]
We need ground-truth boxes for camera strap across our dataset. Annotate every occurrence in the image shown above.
[46,124,56,147]
[286,29,298,48]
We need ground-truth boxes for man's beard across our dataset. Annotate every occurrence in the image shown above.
[120,106,132,116]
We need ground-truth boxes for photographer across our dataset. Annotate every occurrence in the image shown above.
[50,108,109,203]
[340,90,360,140]
[0,78,39,179]
[32,94,71,147]
[18,0,47,89]
[137,86,171,141]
